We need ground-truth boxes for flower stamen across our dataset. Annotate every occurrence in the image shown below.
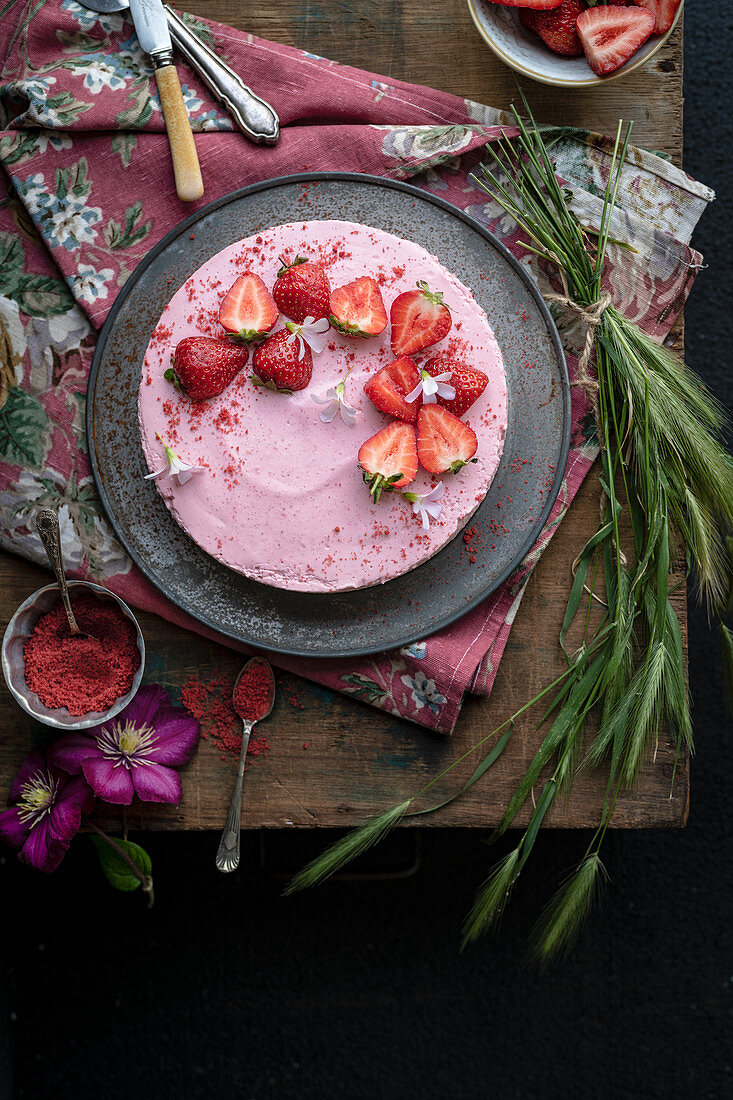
[17,770,59,825]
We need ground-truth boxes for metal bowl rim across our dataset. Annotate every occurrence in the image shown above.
[2,580,146,729]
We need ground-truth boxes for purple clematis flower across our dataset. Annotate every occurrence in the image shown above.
[0,748,94,873]
[50,685,200,806]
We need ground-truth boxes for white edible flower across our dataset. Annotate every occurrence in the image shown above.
[284,315,330,360]
[405,368,456,405]
[311,370,357,426]
[402,481,446,530]
[144,434,204,486]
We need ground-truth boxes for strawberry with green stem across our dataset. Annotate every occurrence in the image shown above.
[273,255,331,323]
[416,404,478,475]
[330,276,388,337]
[219,272,279,342]
[358,422,418,502]
[390,281,452,357]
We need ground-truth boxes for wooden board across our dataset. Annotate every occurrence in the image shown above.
[0,0,688,831]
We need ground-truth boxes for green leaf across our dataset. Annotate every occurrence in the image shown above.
[285,799,412,894]
[340,673,388,705]
[90,835,153,894]
[0,132,41,167]
[0,387,49,468]
[43,92,91,126]
[103,200,151,251]
[180,11,216,46]
[57,30,104,53]
[0,229,25,276]
[116,85,153,129]
[408,723,514,817]
[530,852,606,968]
[110,132,138,168]
[462,848,521,946]
[13,273,74,317]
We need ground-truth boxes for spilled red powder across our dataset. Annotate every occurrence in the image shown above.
[180,668,271,764]
[24,594,139,716]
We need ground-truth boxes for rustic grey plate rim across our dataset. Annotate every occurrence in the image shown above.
[87,171,570,658]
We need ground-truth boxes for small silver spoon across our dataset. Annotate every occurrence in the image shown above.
[215,657,275,873]
[35,509,88,637]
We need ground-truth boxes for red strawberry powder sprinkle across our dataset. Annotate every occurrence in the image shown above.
[180,668,271,764]
[233,659,274,722]
[23,594,139,716]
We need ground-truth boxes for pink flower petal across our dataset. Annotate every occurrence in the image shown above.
[20,818,68,873]
[9,748,47,802]
[149,707,200,765]
[49,777,93,843]
[132,762,182,804]
[0,806,29,849]
[82,758,134,805]
[49,732,99,775]
[122,685,170,728]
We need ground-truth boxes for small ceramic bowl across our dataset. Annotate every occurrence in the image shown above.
[2,580,145,730]
[466,0,684,88]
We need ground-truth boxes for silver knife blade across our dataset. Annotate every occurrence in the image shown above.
[128,0,171,56]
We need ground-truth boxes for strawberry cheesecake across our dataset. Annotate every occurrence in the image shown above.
[138,220,507,593]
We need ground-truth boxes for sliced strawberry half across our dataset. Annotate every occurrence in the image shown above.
[219,272,279,342]
[364,356,422,423]
[519,0,587,57]
[633,0,682,34]
[330,276,388,338]
[423,356,489,418]
[417,405,478,476]
[576,5,655,75]
[390,281,452,357]
[165,337,249,401]
[358,422,418,502]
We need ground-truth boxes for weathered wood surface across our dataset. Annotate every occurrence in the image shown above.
[0,0,688,829]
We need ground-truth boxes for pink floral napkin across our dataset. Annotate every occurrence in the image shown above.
[0,0,713,732]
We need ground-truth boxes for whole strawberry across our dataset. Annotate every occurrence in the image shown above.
[272,255,331,323]
[519,0,587,57]
[251,328,313,393]
[424,356,489,418]
[165,336,249,400]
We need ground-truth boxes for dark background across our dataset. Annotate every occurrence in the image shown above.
[2,2,731,1097]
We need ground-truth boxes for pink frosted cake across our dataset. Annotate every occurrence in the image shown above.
[138,220,507,593]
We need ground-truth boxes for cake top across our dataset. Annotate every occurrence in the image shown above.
[138,220,507,593]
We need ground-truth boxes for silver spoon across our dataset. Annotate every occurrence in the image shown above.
[35,509,88,637]
[80,0,280,144]
[215,657,275,873]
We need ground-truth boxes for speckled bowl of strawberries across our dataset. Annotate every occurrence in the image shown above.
[467,0,683,85]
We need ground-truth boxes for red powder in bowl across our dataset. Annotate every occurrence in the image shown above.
[23,593,140,716]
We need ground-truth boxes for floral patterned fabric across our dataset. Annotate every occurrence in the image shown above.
[0,0,713,733]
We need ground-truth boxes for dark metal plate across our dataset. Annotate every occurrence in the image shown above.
[87,173,569,658]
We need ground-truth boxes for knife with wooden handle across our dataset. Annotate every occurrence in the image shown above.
[129,0,204,202]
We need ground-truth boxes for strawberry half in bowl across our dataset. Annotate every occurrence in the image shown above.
[466,0,684,86]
